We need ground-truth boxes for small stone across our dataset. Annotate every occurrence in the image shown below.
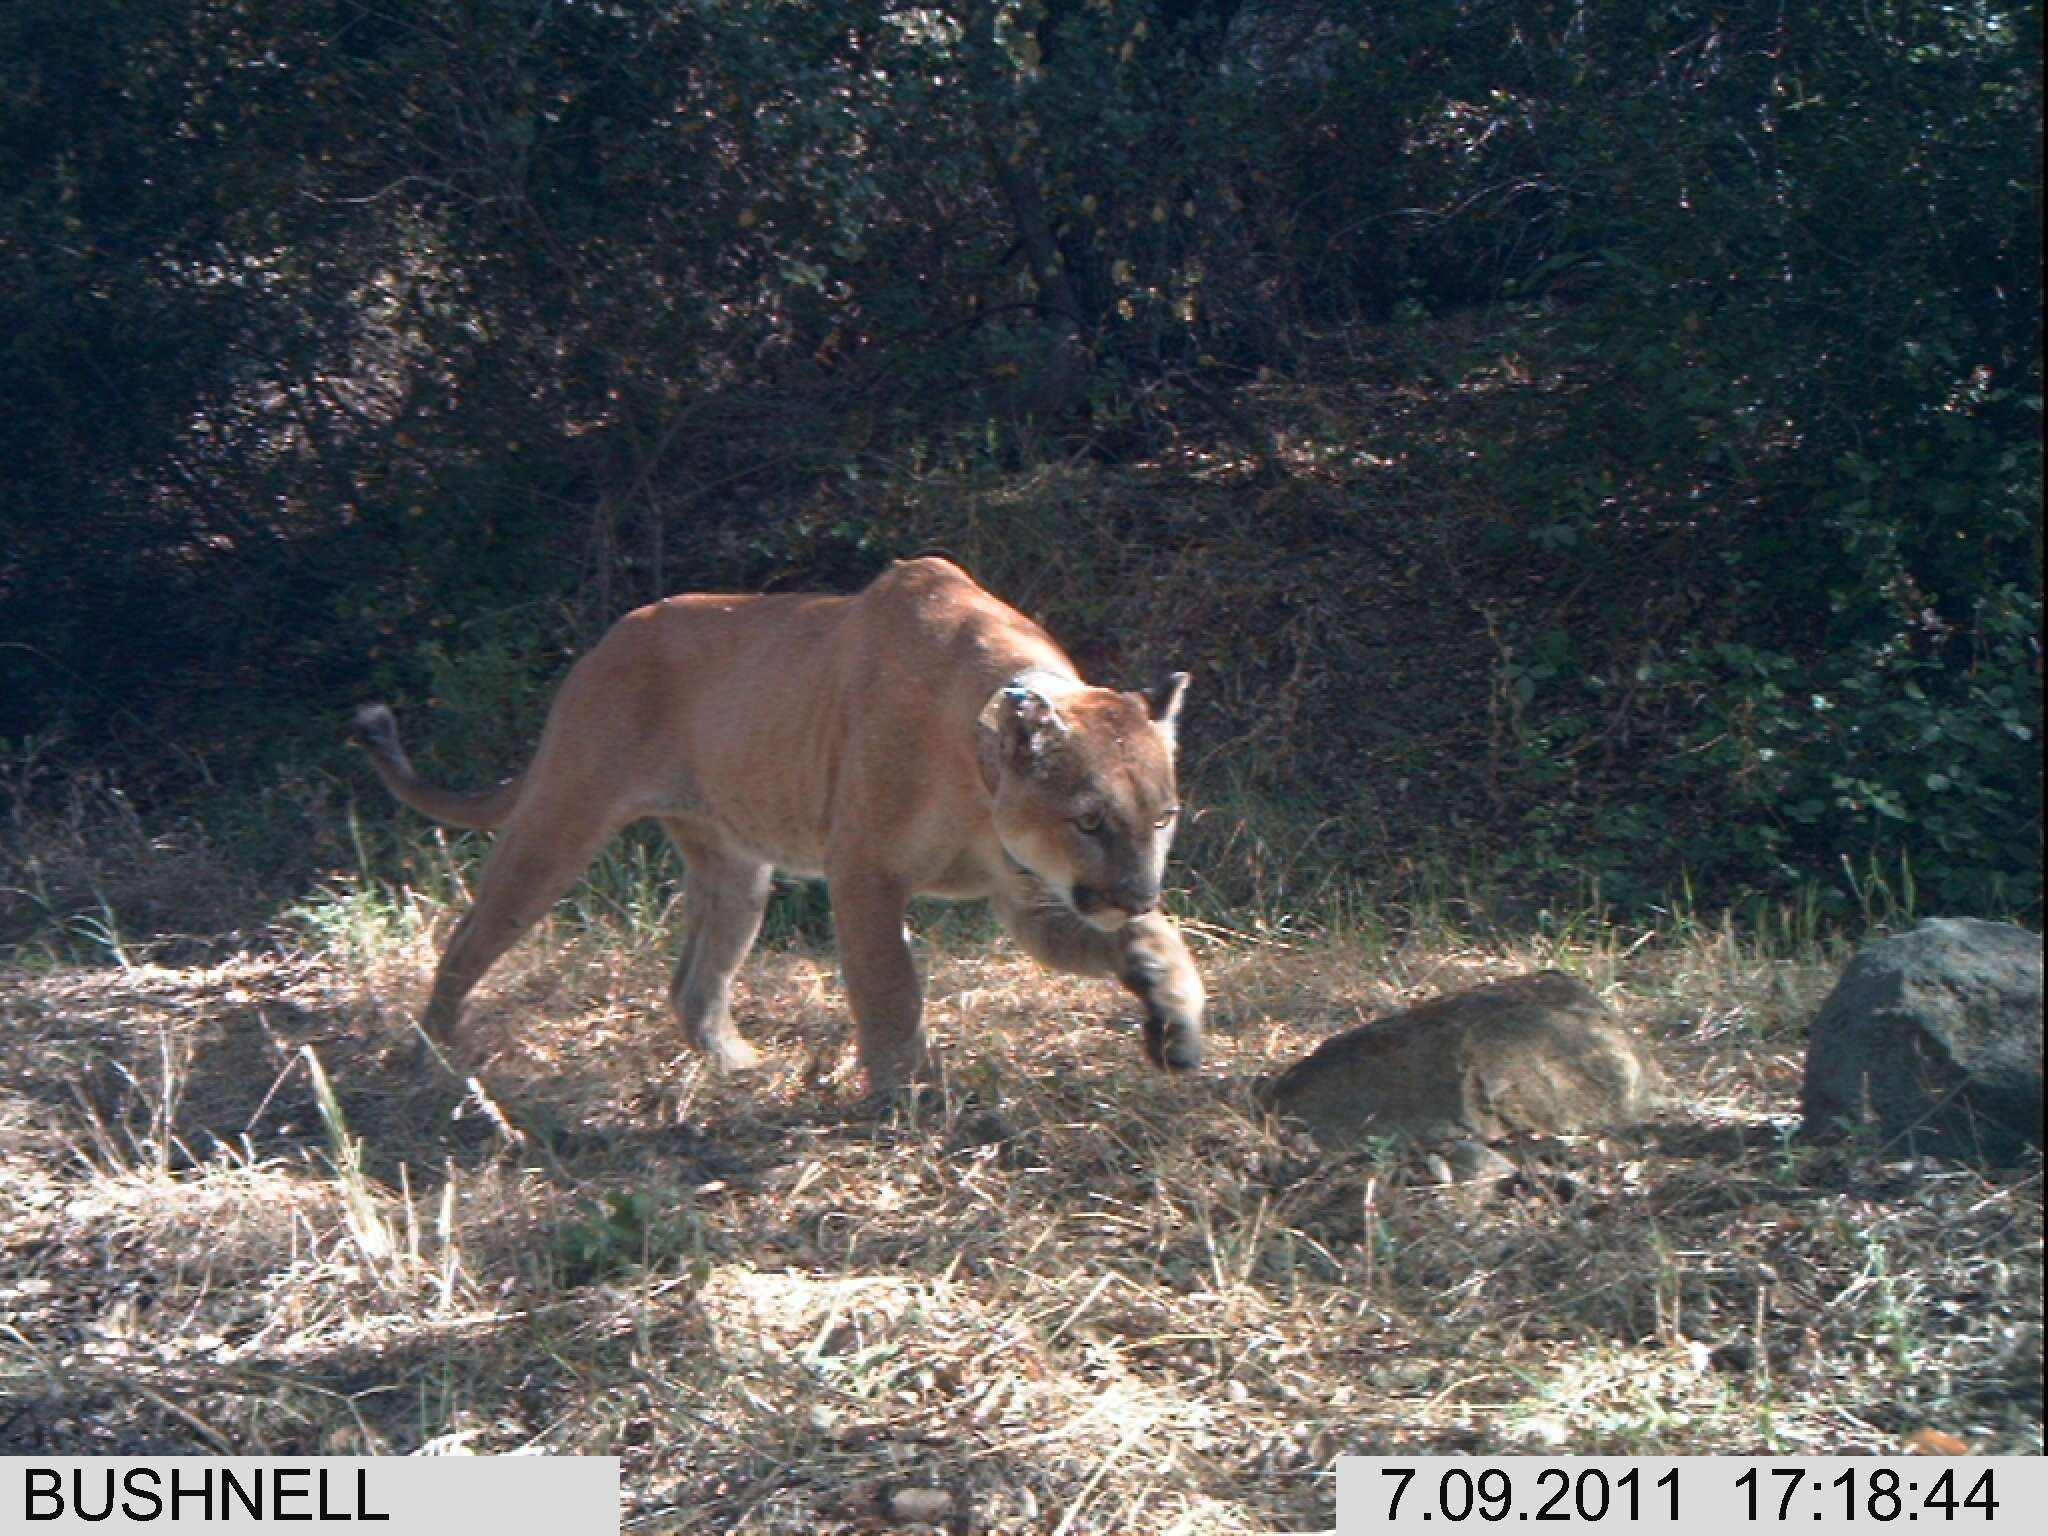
[1446,1140,1517,1182]
[1708,1338,1756,1374]
[1513,1414,1570,1448]
[886,1486,954,1525]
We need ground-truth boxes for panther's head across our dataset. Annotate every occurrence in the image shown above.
[977,671,1188,931]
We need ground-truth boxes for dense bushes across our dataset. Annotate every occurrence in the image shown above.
[2,0,2037,923]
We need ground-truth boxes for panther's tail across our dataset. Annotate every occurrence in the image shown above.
[348,704,524,831]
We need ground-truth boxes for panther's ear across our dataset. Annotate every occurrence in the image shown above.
[1140,671,1189,746]
[977,684,1068,791]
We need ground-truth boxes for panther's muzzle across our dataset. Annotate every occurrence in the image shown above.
[1070,880,1160,928]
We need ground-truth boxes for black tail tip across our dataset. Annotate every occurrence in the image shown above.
[349,702,397,750]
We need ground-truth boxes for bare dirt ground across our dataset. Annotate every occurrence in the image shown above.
[1,916,2040,1533]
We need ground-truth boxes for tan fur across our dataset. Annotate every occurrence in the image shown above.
[350,557,1204,1092]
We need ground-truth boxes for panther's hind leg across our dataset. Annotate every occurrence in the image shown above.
[662,822,773,1073]
[417,787,624,1063]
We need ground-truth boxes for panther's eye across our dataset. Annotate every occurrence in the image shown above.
[1073,809,1105,836]
[1154,805,1180,830]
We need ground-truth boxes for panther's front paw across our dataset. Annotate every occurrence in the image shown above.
[1142,1010,1204,1071]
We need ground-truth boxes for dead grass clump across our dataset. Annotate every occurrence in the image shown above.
[0,746,281,965]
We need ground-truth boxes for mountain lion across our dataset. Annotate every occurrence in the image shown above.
[350,557,1205,1093]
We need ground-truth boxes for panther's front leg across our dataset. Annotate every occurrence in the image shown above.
[1117,912,1205,1070]
[825,864,930,1094]
[992,878,1205,1071]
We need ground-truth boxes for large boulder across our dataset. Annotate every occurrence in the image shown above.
[1257,970,1667,1147]
[1800,917,2043,1163]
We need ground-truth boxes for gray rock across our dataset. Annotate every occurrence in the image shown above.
[1257,971,1666,1147]
[1801,917,2043,1162]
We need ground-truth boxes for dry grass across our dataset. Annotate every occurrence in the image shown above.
[0,893,2040,1532]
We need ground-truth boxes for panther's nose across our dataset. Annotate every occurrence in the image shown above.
[1116,881,1161,918]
